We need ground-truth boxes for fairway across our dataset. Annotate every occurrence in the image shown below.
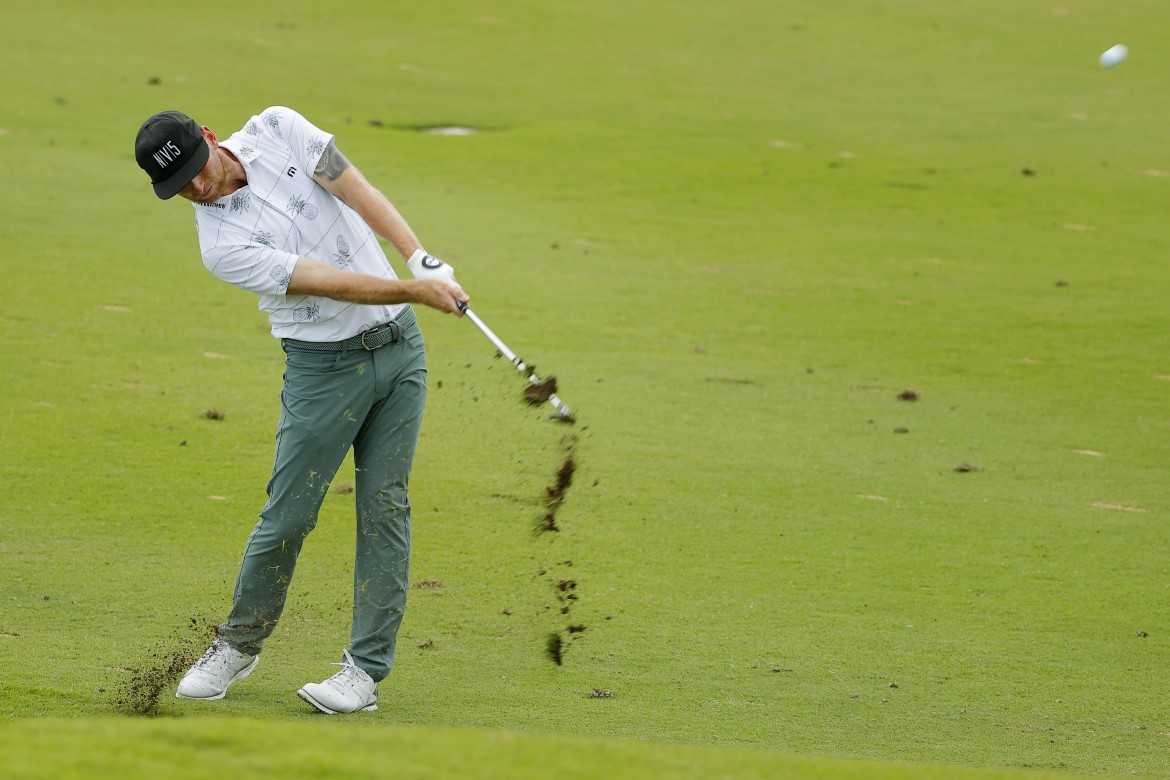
[1,1,1167,778]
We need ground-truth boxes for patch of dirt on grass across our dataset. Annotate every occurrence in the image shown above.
[115,617,216,716]
[953,462,980,473]
[897,389,920,401]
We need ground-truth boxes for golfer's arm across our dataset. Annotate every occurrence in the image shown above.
[287,256,417,303]
[313,143,421,261]
[286,256,465,314]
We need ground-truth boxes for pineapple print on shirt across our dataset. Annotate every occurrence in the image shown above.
[333,235,352,267]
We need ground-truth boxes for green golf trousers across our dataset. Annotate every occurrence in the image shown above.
[219,307,425,682]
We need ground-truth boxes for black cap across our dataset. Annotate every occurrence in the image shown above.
[134,111,210,200]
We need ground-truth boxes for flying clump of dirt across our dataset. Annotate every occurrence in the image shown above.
[546,632,565,665]
[524,375,558,406]
[114,617,216,716]
[554,578,579,616]
[522,375,576,424]
[536,448,577,534]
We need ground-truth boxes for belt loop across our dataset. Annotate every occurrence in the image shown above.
[389,321,400,343]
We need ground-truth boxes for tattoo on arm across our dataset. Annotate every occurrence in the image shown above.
[314,141,352,182]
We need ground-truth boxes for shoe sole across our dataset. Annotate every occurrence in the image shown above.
[176,656,260,700]
[296,688,378,715]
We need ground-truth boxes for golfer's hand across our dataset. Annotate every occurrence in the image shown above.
[414,279,468,315]
[407,249,457,283]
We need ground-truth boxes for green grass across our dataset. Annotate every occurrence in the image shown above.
[0,718,1116,780]
[2,0,1168,777]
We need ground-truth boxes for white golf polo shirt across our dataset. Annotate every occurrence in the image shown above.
[192,106,404,341]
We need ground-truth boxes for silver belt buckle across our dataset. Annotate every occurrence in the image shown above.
[359,322,397,350]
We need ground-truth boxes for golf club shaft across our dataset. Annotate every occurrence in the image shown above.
[458,302,573,419]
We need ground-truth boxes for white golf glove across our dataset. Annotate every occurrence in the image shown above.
[407,248,457,282]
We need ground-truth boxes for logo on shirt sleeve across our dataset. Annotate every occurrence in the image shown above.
[262,111,283,139]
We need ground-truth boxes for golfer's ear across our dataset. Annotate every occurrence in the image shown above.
[201,126,219,148]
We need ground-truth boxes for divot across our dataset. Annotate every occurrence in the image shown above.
[423,126,478,136]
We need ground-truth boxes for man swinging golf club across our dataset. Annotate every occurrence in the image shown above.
[134,106,466,714]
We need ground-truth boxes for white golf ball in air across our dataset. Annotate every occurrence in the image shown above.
[1099,44,1128,68]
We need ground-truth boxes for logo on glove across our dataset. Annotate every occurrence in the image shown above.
[421,254,444,269]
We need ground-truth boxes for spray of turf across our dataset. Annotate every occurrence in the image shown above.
[489,358,589,664]
[114,617,217,716]
[536,433,586,665]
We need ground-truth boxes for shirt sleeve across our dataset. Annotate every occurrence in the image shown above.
[202,242,300,296]
[259,106,335,175]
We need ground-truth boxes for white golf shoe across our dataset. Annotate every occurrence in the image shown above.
[176,637,259,700]
[297,650,378,714]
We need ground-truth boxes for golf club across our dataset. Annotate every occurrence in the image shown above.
[457,301,574,422]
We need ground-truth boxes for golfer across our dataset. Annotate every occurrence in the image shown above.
[134,106,467,714]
